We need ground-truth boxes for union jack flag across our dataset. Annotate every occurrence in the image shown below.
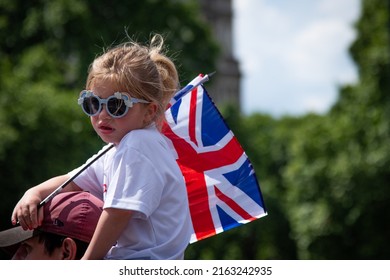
[163,74,267,243]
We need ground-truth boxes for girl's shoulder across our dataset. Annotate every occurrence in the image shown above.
[119,126,163,150]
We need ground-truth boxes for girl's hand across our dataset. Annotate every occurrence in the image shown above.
[11,188,43,230]
[11,174,79,230]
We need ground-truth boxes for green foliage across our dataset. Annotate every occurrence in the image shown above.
[0,0,218,86]
[279,0,390,259]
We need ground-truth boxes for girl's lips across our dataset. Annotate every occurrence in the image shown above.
[98,125,114,134]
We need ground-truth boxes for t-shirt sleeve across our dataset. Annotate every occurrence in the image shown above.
[67,149,107,200]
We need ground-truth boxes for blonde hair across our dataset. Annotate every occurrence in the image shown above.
[86,34,179,129]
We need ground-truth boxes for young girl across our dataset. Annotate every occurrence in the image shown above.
[11,34,192,260]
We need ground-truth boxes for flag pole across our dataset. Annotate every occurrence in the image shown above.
[173,72,216,102]
[39,143,115,208]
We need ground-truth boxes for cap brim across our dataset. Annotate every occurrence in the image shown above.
[0,226,35,248]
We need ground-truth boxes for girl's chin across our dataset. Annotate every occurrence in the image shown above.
[98,134,121,146]
[99,134,114,144]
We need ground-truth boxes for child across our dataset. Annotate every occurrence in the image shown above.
[11,34,192,260]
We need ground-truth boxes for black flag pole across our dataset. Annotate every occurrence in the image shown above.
[39,143,115,208]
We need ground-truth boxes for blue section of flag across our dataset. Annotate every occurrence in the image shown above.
[170,98,181,124]
[223,158,264,207]
[201,92,230,146]
[216,205,239,231]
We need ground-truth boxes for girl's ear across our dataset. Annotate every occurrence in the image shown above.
[61,237,78,260]
[143,102,158,126]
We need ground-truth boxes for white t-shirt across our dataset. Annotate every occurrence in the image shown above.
[68,124,192,259]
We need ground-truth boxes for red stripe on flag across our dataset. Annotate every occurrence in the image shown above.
[179,164,216,241]
[214,186,257,222]
[163,123,244,172]
[162,122,216,241]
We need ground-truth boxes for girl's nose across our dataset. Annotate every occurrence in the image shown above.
[97,104,111,118]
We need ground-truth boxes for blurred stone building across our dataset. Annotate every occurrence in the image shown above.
[199,0,241,110]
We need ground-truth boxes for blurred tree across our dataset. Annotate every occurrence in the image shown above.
[0,0,218,87]
[282,0,390,259]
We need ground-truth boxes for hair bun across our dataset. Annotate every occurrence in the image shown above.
[149,34,179,108]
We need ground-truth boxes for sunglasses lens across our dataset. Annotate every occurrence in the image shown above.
[83,96,100,115]
[107,97,127,117]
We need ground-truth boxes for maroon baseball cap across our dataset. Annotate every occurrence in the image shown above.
[0,191,103,251]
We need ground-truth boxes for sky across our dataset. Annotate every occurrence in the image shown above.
[232,0,361,117]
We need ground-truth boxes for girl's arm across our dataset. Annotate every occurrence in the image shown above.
[11,174,82,229]
[81,207,133,260]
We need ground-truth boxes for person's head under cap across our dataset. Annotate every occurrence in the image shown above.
[0,191,103,260]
